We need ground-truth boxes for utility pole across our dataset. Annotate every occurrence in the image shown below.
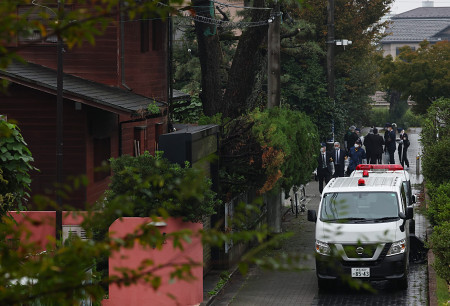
[327,0,335,143]
[266,3,281,233]
[267,3,280,109]
[56,0,64,243]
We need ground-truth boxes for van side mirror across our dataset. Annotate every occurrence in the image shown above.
[308,210,317,223]
[399,207,414,232]
[411,194,416,204]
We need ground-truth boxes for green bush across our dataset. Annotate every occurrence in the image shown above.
[422,137,450,186]
[367,108,389,127]
[103,152,217,222]
[426,182,450,227]
[429,221,450,285]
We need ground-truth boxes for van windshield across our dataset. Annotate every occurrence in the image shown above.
[320,192,399,223]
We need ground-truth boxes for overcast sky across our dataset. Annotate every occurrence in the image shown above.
[390,0,450,14]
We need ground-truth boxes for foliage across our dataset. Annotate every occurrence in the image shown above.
[426,182,450,227]
[428,221,450,285]
[250,107,319,193]
[147,101,161,115]
[103,152,217,223]
[0,120,37,215]
[422,137,450,186]
[170,96,204,123]
[379,41,450,114]
[420,98,450,150]
[368,108,423,129]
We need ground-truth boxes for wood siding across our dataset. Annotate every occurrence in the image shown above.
[1,84,87,208]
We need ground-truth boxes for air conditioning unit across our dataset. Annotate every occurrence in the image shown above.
[62,225,88,243]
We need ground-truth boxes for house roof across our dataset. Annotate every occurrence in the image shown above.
[381,7,450,44]
[0,61,166,115]
[381,19,450,43]
[393,7,450,19]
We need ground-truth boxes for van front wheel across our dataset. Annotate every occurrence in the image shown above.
[392,276,408,290]
[318,278,332,291]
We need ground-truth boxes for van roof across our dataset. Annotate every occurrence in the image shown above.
[350,169,410,181]
[324,177,402,193]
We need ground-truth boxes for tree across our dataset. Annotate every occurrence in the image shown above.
[379,41,450,114]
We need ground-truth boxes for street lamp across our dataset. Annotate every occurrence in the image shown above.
[335,39,352,50]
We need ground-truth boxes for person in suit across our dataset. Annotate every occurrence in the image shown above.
[347,139,367,175]
[364,128,374,164]
[317,143,332,194]
[332,142,347,177]
[371,128,385,164]
[385,124,396,164]
[399,131,410,169]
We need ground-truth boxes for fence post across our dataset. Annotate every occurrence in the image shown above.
[416,153,420,176]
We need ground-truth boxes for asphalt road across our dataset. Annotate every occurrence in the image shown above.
[211,127,428,306]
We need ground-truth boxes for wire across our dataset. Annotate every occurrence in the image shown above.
[211,0,272,10]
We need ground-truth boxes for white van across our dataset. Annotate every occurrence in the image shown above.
[350,164,415,207]
[308,176,413,290]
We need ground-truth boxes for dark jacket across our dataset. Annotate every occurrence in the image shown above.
[385,130,396,153]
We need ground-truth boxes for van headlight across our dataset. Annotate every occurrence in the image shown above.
[387,239,406,256]
[315,240,331,256]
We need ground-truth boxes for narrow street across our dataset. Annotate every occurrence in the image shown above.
[211,128,429,306]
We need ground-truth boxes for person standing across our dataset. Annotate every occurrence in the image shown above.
[364,128,374,164]
[400,131,410,169]
[317,143,332,193]
[385,124,396,164]
[332,142,347,177]
[398,129,405,165]
[371,128,385,164]
[344,126,356,151]
[347,139,366,175]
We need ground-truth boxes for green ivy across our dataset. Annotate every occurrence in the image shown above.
[0,121,37,215]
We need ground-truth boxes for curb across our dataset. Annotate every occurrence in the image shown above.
[201,264,241,306]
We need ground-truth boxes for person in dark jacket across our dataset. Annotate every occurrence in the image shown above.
[371,128,385,164]
[347,138,366,175]
[384,124,396,164]
[332,142,347,177]
[364,128,374,164]
[399,130,410,169]
[317,143,332,193]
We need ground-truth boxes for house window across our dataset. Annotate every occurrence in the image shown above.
[93,137,111,182]
[396,46,415,56]
[17,5,65,44]
[152,20,163,51]
[140,19,150,53]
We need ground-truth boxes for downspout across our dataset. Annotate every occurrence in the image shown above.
[167,14,173,133]
[120,1,131,91]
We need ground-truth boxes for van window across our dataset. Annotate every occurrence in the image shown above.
[321,192,399,222]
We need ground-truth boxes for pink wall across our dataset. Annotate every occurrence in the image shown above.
[10,212,203,305]
[103,217,203,306]
[10,211,85,250]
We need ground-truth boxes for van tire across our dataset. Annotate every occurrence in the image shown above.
[393,276,408,290]
[317,278,332,291]
[409,219,415,235]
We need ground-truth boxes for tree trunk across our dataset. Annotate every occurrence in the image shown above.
[223,0,270,118]
[194,0,270,118]
[193,0,226,116]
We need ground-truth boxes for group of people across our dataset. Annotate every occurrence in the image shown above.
[316,124,411,193]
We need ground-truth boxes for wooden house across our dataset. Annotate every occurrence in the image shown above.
[0,3,181,208]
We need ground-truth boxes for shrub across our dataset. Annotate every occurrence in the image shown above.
[426,182,450,227]
[103,152,217,222]
[429,221,450,285]
[422,137,450,186]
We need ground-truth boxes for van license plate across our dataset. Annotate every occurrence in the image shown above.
[351,268,370,277]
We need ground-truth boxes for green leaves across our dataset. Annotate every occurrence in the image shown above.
[0,121,37,215]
